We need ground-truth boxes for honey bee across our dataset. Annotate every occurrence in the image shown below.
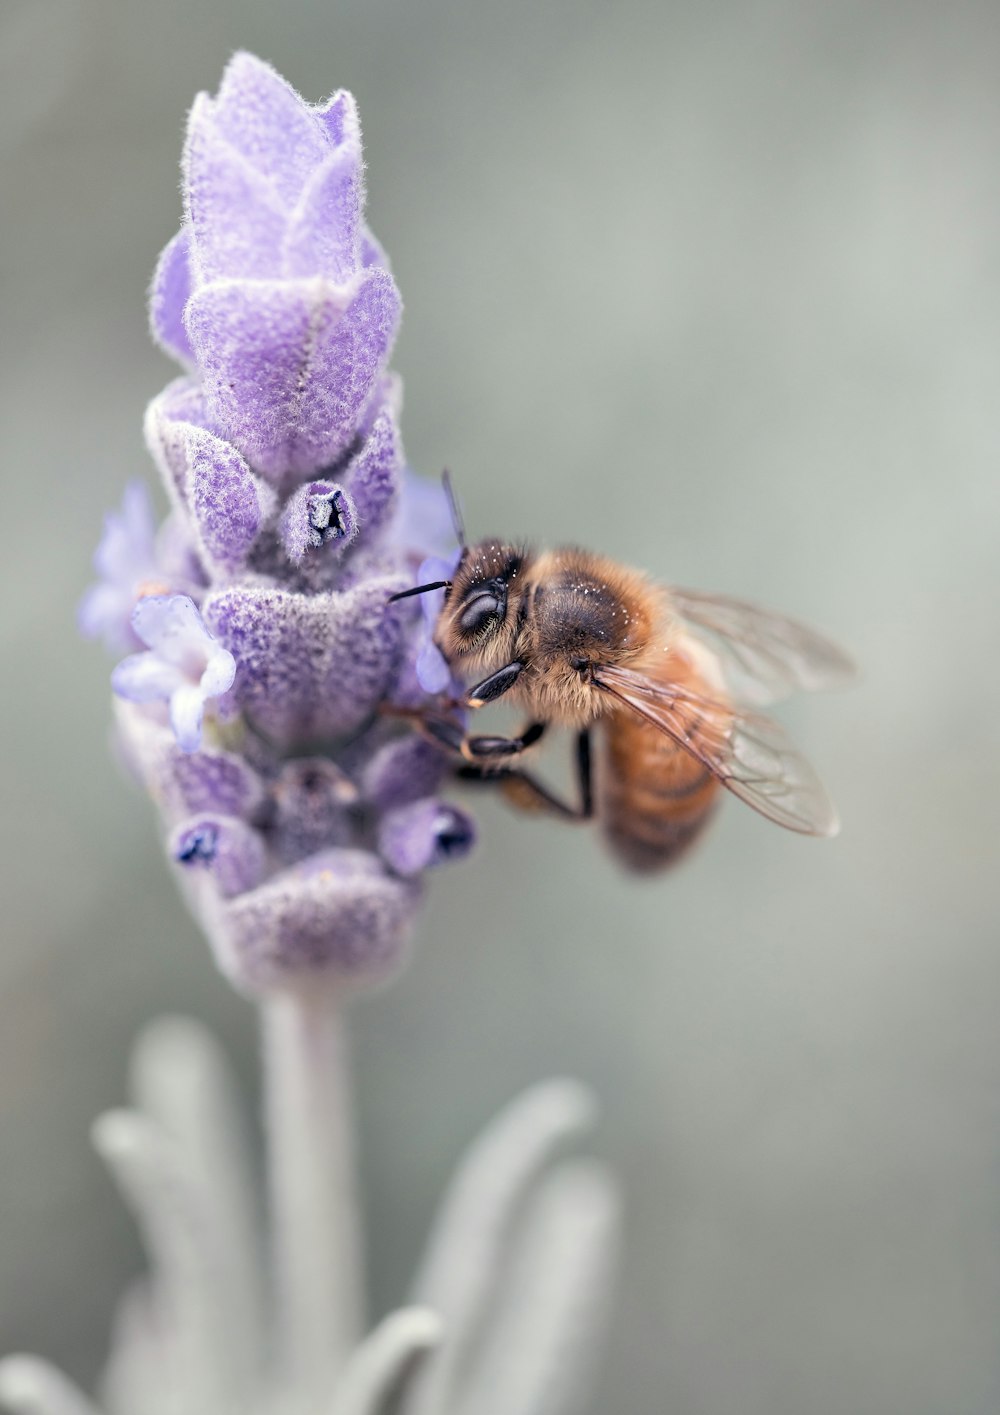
[392,530,853,873]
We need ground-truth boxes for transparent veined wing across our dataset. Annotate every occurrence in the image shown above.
[669,587,856,705]
[593,662,840,836]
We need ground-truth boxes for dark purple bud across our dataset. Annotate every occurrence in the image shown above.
[170,814,267,898]
[269,757,358,864]
[378,798,477,877]
[175,822,218,862]
[279,481,358,564]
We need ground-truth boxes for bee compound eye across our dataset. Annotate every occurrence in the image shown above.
[459,592,502,636]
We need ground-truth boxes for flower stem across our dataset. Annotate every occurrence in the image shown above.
[262,989,364,1413]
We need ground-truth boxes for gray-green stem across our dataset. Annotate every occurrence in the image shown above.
[263,989,364,1415]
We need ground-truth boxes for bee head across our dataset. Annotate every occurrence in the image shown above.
[434,540,528,673]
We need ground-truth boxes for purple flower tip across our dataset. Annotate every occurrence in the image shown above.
[175,822,218,863]
[379,797,477,876]
[170,813,267,897]
[112,594,237,753]
[279,481,357,563]
[412,552,461,693]
[149,51,402,484]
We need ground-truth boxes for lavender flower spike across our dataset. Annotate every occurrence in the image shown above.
[87,52,470,992]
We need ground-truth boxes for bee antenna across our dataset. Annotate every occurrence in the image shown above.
[442,469,467,549]
[388,579,453,603]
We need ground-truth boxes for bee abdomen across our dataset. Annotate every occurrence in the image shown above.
[599,710,720,873]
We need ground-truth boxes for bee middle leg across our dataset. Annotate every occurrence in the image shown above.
[458,729,594,823]
[419,715,548,761]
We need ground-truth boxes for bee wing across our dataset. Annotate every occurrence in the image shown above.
[593,662,840,837]
[669,587,856,705]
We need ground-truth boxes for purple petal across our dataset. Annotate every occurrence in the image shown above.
[171,814,267,897]
[418,553,462,626]
[378,797,477,876]
[282,140,363,282]
[211,53,328,206]
[124,595,236,751]
[78,582,133,651]
[154,512,209,596]
[208,848,420,994]
[169,683,207,752]
[200,643,238,697]
[93,481,157,583]
[203,575,407,746]
[187,426,276,570]
[279,481,357,563]
[362,735,447,811]
[131,594,212,661]
[343,408,402,541]
[185,266,401,484]
[80,483,160,652]
[184,98,287,281]
[416,640,452,695]
[149,226,195,364]
[112,651,185,703]
[390,476,461,560]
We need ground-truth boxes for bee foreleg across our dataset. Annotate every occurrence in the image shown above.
[465,661,524,707]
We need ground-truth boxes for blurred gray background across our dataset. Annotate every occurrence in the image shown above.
[3,0,1000,1410]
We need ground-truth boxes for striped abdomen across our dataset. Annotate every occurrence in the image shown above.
[598,658,722,873]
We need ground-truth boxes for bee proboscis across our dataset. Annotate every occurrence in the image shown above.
[391,536,854,873]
